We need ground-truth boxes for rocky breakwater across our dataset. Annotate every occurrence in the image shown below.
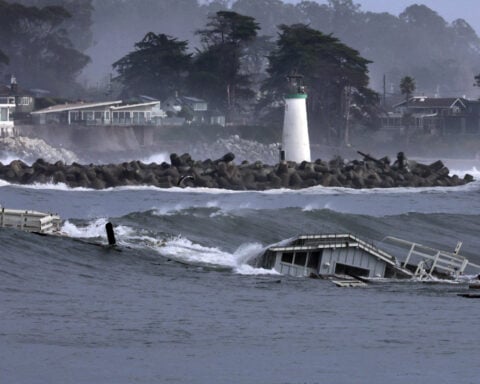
[0,152,473,190]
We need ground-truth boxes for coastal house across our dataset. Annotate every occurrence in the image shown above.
[31,100,167,126]
[380,96,480,136]
[0,94,15,137]
[163,95,225,126]
[163,95,208,123]
[0,85,35,115]
[110,101,166,125]
[31,100,123,125]
[259,234,414,279]
[0,77,35,132]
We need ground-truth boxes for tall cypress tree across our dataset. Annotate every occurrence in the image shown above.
[263,23,379,144]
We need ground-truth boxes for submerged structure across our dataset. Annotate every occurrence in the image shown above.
[0,206,61,234]
[259,233,480,283]
[281,74,311,163]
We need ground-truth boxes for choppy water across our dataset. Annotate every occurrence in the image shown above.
[1,164,480,383]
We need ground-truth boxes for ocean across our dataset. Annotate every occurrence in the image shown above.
[1,161,480,383]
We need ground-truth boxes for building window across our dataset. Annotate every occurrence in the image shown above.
[19,97,30,105]
[71,111,80,121]
[307,251,322,269]
[293,252,307,266]
[334,263,370,277]
[82,111,94,120]
[281,252,294,264]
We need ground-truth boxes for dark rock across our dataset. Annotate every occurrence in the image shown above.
[217,152,235,163]
[0,152,471,190]
[170,153,182,167]
[289,172,303,188]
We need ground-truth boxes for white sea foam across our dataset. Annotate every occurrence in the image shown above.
[153,202,190,216]
[61,218,134,240]
[0,153,31,165]
[62,218,109,238]
[449,166,480,178]
[61,220,271,274]
[302,202,331,211]
[2,174,479,194]
[151,235,277,275]
[139,152,170,165]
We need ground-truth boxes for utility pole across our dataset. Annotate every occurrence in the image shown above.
[383,74,386,108]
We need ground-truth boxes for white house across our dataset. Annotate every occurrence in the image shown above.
[110,101,166,125]
[0,95,15,137]
[31,100,123,125]
[31,100,168,126]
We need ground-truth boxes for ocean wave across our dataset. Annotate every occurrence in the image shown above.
[62,216,279,275]
[449,166,480,178]
[150,235,276,275]
[61,218,135,240]
[2,178,478,195]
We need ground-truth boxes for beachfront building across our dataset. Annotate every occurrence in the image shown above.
[110,101,166,125]
[31,100,167,126]
[0,94,15,137]
[31,100,122,125]
[380,96,480,136]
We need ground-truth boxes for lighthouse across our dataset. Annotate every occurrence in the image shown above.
[281,74,311,163]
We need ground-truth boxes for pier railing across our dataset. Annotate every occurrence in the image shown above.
[383,236,480,278]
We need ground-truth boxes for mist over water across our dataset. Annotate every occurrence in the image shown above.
[0,153,31,166]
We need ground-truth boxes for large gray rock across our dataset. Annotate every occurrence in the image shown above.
[0,150,472,190]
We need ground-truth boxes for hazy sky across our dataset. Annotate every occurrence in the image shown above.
[287,0,480,34]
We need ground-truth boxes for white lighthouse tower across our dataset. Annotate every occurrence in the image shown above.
[281,74,311,163]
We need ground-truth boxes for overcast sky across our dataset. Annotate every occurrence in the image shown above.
[287,0,480,34]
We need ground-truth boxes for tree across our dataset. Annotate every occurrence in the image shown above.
[190,11,260,116]
[14,0,94,52]
[263,23,378,145]
[474,74,480,88]
[232,0,301,37]
[400,76,416,101]
[0,0,90,96]
[113,32,191,100]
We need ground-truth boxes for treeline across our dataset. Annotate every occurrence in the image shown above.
[1,0,480,145]
[90,0,480,96]
[110,13,378,145]
[3,0,480,97]
[0,0,91,96]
